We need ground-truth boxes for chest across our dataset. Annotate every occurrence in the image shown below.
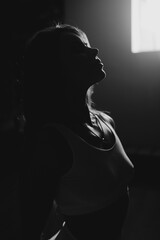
[83,115,115,150]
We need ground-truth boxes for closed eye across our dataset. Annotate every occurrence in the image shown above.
[71,42,88,54]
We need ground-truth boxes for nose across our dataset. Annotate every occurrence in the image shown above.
[92,48,99,56]
[88,47,99,57]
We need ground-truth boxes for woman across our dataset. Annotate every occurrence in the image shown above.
[22,24,134,240]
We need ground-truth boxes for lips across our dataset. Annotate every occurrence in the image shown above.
[95,58,104,67]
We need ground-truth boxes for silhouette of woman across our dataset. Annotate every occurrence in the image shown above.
[22,24,134,240]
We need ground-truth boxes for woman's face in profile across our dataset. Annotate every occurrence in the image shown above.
[59,32,106,87]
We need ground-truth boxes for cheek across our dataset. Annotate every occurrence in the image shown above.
[65,55,88,73]
[60,52,101,79]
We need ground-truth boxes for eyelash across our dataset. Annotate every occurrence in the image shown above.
[73,44,89,54]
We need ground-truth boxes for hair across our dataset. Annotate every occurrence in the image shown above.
[23,23,96,130]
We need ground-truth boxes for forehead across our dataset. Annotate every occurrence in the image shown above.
[60,31,90,47]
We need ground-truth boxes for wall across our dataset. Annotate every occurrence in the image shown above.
[64,0,160,149]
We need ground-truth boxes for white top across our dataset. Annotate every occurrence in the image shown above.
[53,113,134,215]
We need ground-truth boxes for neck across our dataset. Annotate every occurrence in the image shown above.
[65,96,92,127]
[75,104,91,124]
[67,87,91,123]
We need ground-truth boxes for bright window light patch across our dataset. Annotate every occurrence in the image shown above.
[131,0,160,53]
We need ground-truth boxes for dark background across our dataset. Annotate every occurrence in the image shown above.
[2,0,160,151]
[1,0,160,239]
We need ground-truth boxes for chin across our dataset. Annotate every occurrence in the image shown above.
[87,68,106,85]
[94,69,106,83]
[100,69,106,79]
